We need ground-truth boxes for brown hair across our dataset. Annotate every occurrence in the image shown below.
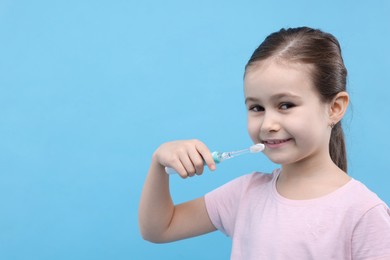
[245,27,348,172]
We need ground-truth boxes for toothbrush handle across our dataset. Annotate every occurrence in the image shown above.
[165,152,221,175]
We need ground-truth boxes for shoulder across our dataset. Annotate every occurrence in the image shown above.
[332,178,389,226]
[210,170,276,194]
[204,170,278,236]
[204,170,277,210]
[347,179,388,211]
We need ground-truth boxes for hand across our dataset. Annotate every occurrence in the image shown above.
[153,139,216,178]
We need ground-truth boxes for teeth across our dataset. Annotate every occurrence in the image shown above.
[267,139,288,144]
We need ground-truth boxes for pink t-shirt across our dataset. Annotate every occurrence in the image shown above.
[205,169,390,259]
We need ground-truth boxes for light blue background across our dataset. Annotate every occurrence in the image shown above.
[1,0,389,259]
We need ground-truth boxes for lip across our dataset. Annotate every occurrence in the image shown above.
[262,138,292,149]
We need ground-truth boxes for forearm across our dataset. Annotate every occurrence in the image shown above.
[138,155,174,242]
[138,140,217,243]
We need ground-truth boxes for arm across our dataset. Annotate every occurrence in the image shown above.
[138,140,217,243]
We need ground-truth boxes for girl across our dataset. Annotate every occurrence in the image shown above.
[139,27,390,259]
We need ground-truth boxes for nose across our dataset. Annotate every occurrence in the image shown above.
[260,111,280,133]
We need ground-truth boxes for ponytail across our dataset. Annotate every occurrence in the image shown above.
[329,122,347,172]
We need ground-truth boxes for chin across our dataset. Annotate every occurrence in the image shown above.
[265,154,298,166]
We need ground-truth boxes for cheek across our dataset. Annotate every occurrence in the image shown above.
[247,117,260,142]
[287,112,327,145]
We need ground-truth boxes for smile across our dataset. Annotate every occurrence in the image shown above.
[263,138,292,148]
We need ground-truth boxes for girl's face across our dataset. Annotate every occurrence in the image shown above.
[244,60,332,167]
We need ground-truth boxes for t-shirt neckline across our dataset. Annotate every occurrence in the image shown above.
[270,168,356,206]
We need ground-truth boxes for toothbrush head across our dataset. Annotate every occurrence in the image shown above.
[249,143,265,153]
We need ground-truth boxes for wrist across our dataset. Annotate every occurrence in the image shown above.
[150,154,168,176]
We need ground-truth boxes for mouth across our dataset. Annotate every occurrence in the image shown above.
[262,138,292,148]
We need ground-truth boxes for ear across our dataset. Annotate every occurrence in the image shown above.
[328,91,349,124]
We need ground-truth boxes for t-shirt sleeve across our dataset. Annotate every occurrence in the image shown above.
[352,203,390,259]
[204,174,252,237]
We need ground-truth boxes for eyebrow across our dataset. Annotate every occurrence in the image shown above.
[245,92,302,104]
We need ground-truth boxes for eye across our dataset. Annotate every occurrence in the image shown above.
[279,102,295,110]
[249,104,264,112]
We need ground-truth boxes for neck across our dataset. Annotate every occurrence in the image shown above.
[276,153,350,200]
[280,153,344,182]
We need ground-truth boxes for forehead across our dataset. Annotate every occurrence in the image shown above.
[244,60,317,99]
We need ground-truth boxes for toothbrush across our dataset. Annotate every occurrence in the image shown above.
[165,143,265,175]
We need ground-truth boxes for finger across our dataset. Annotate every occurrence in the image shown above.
[179,154,197,177]
[194,141,216,171]
[171,162,189,179]
[187,147,206,175]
